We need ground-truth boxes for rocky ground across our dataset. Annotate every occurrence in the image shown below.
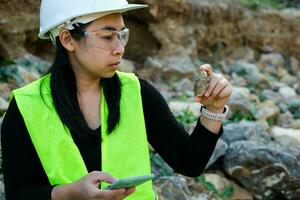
[0,0,300,200]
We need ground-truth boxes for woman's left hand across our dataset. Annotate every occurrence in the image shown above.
[194,64,232,112]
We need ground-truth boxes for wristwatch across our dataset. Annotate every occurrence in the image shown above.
[200,105,229,121]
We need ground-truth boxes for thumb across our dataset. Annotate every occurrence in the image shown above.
[89,171,116,184]
[199,64,213,76]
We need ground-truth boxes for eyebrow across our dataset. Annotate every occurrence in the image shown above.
[101,26,126,31]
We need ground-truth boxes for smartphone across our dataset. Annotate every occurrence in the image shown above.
[104,174,155,190]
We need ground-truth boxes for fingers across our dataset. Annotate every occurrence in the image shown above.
[210,78,229,99]
[124,187,136,195]
[194,96,201,102]
[100,187,136,200]
[111,187,136,200]
[204,73,222,97]
[97,188,126,199]
[219,85,232,98]
[90,171,116,184]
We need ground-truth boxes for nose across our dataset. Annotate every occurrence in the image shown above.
[112,39,125,56]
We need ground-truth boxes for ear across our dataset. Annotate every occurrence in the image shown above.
[59,30,76,52]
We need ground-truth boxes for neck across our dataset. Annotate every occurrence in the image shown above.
[68,53,101,96]
[75,74,101,96]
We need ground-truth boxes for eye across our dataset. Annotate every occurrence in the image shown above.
[102,36,113,41]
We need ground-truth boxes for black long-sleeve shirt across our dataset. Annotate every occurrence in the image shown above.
[1,78,222,200]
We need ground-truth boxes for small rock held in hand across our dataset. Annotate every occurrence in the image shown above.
[194,70,211,97]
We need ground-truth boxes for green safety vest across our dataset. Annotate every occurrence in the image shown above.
[10,71,155,199]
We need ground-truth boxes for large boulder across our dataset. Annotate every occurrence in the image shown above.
[224,140,300,200]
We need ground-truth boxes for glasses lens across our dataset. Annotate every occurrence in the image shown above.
[84,28,129,51]
[119,28,129,46]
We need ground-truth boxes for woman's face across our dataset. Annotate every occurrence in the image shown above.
[70,13,126,79]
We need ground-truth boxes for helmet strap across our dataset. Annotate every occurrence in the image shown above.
[49,33,57,48]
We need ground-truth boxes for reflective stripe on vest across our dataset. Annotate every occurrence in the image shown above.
[11,71,155,199]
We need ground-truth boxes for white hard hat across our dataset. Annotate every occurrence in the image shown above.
[38,0,148,39]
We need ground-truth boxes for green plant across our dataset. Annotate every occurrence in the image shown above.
[174,109,197,125]
[196,175,234,200]
[257,92,267,102]
[267,118,276,126]
[294,110,300,119]
[0,59,15,67]
[287,100,300,119]
[150,152,173,177]
[224,109,255,125]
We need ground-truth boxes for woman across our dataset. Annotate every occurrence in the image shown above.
[1,0,232,199]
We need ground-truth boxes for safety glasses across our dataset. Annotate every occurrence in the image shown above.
[83,28,129,51]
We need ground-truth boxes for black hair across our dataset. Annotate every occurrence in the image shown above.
[41,23,121,141]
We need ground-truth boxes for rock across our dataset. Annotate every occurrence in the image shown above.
[224,140,300,200]
[230,181,253,200]
[229,73,248,87]
[227,87,254,118]
[169,101,201,117]
[0,181,4,200]
[286,98,300,119]
[190,193,209,200]
[150,153,174,178]
[258,53,285,75]
[254,100,280,120]
[269,81,288,91]
[145,49,196,80]
[151,81,173,102]
[0,97,9,115]
[272,126,300,147]
[290,57,300,75]
[205,139,228,168]
[279,86,297,99]
[280,73,298,86]
[296,84,300,95]
[297,71,300,80]
[255,75,272,91]
[291,119,300,129]
[229,61,261,85]
[260,89,282,103]
[277,111,294,128]
[193,70,210,97]
[203,173,253,200]
[277,68,289,79]
[204,173,229,193]
[15,54,50,75]
[119,59,136,73]
[0,83,12,101]
[237,47,256,62]
[0,54,51,87]
[173,78,194,94]
[154,176,192,200]
[17,66,40,86]
[221,121,266,144]
[0,9,40,59]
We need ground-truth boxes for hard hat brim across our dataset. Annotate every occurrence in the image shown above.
[38,4,148,39]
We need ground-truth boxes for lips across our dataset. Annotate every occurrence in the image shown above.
[109,61,121,66]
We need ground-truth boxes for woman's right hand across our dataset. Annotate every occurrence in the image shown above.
[51,171,136,200]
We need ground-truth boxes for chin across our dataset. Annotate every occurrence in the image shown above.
[101,70,117,78]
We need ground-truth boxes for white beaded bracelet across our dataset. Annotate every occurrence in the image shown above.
[200,105,229,121]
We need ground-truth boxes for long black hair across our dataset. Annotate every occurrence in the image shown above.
[41,23,121,141]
